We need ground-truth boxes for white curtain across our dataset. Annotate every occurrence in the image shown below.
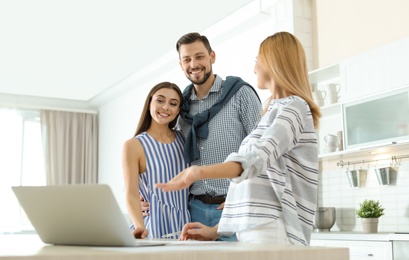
[40,110,98,185]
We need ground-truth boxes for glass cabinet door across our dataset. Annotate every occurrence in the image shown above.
[343,86,409,150]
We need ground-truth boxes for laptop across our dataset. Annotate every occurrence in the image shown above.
[11,184,167,247]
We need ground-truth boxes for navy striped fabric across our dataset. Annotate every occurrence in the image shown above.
[135,131,190,238]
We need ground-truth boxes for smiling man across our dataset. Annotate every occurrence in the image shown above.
[175,32,262,241]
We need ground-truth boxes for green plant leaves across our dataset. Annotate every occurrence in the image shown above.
[356,199,385,218]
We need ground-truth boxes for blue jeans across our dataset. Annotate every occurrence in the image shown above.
[188,196,237,242]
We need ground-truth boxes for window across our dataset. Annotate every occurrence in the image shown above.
[0,108,45,233]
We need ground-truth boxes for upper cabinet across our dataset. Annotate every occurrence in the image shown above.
[343,86,409,151]
[309,64,344,156]
[310,37,409,160]
[310,68,409,160]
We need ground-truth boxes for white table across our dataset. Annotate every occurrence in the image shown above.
[0,234,349,260]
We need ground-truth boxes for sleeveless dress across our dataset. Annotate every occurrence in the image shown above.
[135,131,190,238]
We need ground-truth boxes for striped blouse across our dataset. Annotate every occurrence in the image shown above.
[135,131,190,238]
[218,96,319,245]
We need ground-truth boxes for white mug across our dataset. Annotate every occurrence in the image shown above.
[328,93,340,104]
[324,134,338,153]
[324,145,337,153]
[312,90,326,106]
[326,83,341,95]
[324,134,338,144]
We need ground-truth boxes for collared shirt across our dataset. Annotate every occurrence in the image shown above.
[218,96,319,246]
[178,75,262,196]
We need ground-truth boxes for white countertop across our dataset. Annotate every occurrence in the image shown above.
[311,231,409,241]
[0,234,349,260]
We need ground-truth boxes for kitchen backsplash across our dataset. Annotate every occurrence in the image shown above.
[318,161,409,233]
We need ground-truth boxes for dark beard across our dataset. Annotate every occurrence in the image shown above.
[187,70,212,85]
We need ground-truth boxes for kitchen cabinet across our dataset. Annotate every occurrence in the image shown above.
[310,64,409,160]
[311,239,392,260]
[311,232,409,260]
[309,64,344,156]
[393,240,409,260]
[342,86,409,150]
[317,104,343,155]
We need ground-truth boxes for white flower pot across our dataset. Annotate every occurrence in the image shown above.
[361,218,379,233]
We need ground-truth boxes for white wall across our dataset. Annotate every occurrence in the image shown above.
[315,0,409,67]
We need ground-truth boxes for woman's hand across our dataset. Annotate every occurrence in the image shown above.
[156,166,201,192]
[132,227,148,239]
[179,222,219,241]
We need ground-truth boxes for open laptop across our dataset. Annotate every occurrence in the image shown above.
[11,184,167,247]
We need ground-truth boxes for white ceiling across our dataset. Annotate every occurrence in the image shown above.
[0,0,255,102]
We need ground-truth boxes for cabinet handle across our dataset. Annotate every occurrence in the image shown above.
[351,253,374,257]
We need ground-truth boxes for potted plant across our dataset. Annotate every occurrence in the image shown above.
[356,199,385,233]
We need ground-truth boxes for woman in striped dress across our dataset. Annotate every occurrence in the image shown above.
[122,82,190,239]
[157,32,321,245]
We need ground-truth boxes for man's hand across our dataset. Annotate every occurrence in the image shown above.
[140,194,150,217]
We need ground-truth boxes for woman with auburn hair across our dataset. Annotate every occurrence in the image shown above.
[122,82,190,239]
[157,32,320,245]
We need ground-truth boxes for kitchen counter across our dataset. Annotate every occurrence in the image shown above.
[311,231,409,260]
[311,231,409,241]
[0,234,349,260]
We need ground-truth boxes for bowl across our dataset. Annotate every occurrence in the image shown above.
[314,207,336,232]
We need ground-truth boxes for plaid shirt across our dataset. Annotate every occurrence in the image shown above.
[178,75,261,196]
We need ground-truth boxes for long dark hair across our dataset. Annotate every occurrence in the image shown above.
[134,82,183,136]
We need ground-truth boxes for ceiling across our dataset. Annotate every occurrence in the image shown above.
[0,0,255,102]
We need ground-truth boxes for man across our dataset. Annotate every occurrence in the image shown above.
[176,32,261,241]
